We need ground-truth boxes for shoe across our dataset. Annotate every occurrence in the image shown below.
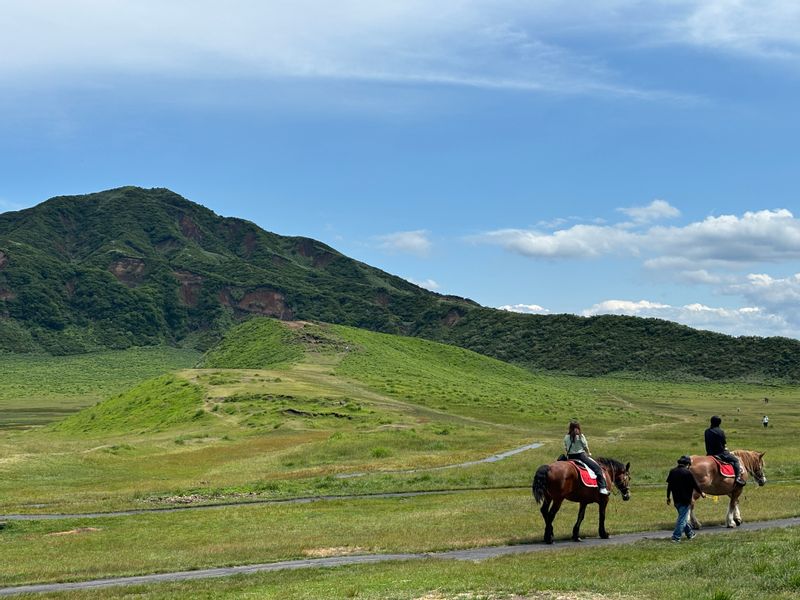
[735,478,747,486]
[671,538,680,543]
[687,534,696,540]
[599,488,610,495]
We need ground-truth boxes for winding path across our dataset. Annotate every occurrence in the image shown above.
[1,517,798,597]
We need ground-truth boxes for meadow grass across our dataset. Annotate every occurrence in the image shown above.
[4,527,800,599]
[0,318,797,594]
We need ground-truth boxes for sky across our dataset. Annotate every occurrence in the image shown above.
[1,1,799,339]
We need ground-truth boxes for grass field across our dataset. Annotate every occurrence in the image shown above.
[0,318,797,597]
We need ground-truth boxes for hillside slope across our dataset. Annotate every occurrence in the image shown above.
[1,186,799,380]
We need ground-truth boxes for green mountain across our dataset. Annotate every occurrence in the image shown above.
[1,186,798,380]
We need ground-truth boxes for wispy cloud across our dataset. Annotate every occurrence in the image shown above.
[675,0,800,61]
[405,277,440,291]
[0,1,698,101]
[498,303,550,314]
[617,199,680,224]
[376,230,432,257]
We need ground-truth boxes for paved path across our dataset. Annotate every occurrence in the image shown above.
[335,442,543,479]
[1,517,798,597]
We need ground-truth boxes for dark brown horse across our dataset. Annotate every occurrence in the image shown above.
[688,450,766,529]
[532,457,631,544]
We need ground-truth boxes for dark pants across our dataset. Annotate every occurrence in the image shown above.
[716,451,743,480]
[568,453,607,490]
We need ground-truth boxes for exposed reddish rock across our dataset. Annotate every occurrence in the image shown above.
[295,239,336,268]
[219,287,293,320]
[375,292,390,307]
[179,214,202,242]
[109,258,146,286]
[0,251,7,269]
[64,280,76,298]
[442,309,464,327]
[0,288,15,301]
[173,271,204,307]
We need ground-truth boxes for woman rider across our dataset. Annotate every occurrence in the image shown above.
[564,421,610,495]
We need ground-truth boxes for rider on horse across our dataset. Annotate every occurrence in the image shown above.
[704,415,746,486]
[564,421,610,495]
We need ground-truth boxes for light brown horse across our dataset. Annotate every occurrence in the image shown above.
[688,450,766,529]
[532,457,631,544]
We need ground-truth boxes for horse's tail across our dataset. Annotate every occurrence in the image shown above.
[532,464,550,504]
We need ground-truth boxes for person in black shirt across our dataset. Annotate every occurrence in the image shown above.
[704,415,746,486]
[666,456,705,542]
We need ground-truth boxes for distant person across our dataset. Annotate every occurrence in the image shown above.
[764,397,769,404]
[763,415,769,428]
[704,416,746,486]
[564,421,609,495]
[666,455,705,542]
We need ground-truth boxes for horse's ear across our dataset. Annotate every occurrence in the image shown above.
[625,462,631,472]
[759,451,766,457]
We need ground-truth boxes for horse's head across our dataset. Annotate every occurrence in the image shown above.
[615,461,632,501]
[599,458,631,501]
[751,451,767,486]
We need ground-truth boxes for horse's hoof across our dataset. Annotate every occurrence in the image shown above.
[545,539,553,545]
[600,534,610,540]
[572,537,583,542]
[735,520,742,526]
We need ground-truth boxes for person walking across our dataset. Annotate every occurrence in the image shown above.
[563,421,609,495]
[704,415,746,486]
[666,456,705,542]
[762,415,769,428]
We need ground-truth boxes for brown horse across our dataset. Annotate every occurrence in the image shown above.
[688,450,766,529]
[532,457,631,544]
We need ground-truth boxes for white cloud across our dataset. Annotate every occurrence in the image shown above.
[618,199,680,224]
[376,230,432,257]
[498,303,551,314]
[581,298,796,338]
[479,207,800,265]
[478,224,638,259]
[405,277,440,291]
[725,272,800,325]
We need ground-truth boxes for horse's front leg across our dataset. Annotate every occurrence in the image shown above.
[572,503,587,541]
[726,494,737,528]
[731,491,742,527]
[598,497,610,539]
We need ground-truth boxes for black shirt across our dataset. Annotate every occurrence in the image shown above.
[704,426,726,455]
[667,466,703,505]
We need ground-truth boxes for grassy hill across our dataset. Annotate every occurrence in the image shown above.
[2,186,799,380]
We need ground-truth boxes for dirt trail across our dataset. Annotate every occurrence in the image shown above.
[1,517,798,597]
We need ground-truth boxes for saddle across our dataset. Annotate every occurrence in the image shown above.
[710,455,735,478]
[569,460,599,487]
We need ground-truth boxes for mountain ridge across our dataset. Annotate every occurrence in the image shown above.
[1,186,798,380]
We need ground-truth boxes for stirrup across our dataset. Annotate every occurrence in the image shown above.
[599,488,610,495]
[735,478,747,486]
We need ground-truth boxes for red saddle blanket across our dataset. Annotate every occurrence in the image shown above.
[711,456,735,477]
[569,460,600,488]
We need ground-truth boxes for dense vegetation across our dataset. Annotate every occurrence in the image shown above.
[2,186,799,380]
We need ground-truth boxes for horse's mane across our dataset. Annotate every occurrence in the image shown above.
[596,457,626,474]
[732,449,762,471]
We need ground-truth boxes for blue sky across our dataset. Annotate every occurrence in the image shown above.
[1,1,799,338]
